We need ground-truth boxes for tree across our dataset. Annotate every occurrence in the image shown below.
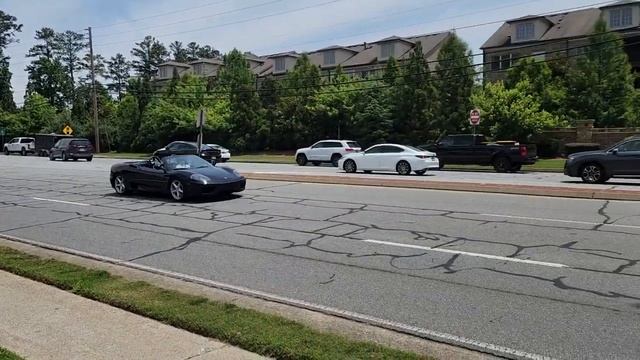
[186,42,200,61]
[53,30,86,88]
[131,35,168,79]
[506,57,567,120]
[21,93,57,133]
[112,95,140,151]
[382,57,399,85]
[197,45,220,59]
[25,27,72,109]
[433,34,475,135]
[276,54,321,148]
[391,41,438,144]
[566,19,635,127]
[169,41,188,62]
[0,10,22,112]
[349,86,393,147]
[105,53,131,99]
[217,49,263,151]
[471,80,565,141]
[80,52,106,81]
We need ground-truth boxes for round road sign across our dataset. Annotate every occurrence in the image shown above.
[469,109,481,126]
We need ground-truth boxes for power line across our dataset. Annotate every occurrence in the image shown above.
[93,0,286,39]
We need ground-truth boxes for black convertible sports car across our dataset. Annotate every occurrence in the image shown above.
[110,154,246,201]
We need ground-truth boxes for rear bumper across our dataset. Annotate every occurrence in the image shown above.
[69,152,94,158]
[520,157,537,165]
[414,158,440,170]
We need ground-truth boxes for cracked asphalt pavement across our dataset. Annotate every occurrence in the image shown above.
[1,156,640,359]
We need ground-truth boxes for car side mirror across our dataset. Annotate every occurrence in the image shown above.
[611,148,619,155]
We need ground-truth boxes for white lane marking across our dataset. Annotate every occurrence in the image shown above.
[478,213,640,230]
[363,239,568,268]
[32,197,90,207]
[0,233,552,360]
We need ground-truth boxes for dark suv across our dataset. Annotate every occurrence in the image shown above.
[49,138,95,161]
[564,136,640,183]
[153,141,221,163]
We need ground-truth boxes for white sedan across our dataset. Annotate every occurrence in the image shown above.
[338,144,439,175]
[206,144,231,162]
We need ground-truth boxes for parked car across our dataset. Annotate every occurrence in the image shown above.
[564,136,640,184]
[34,133,72,157]
[206,144,231,162]
[3,137,35,156]
[110,154,245,201]
[154,141,221,163]
[421,134,537,173]
[338,144,439,175]
[296,140,362,167]
[48,138,94,161]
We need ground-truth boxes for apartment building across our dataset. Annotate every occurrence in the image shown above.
[482,0,640,82]
[153,31,453,82]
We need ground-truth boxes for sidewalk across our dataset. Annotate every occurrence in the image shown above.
[0,270,266,360]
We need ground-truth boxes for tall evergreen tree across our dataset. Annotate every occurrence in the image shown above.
[170,41,188,62]
[186,42,200,61]
[391,42,438,144]
[217,49,262,151]
[0,10,22,112]
[382,56,399,85]
[53,30,86,88]
[433,34,475,135]
[105,53,131,99]
[566,19,635,127]
[131,35,168,79]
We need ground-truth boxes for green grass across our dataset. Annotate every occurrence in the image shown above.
[445,158,565,173]
[0,246,428,360]
[230,154,294,164]
[0,347,24,360]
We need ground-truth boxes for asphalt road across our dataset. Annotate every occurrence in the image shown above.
[1,156,640,359]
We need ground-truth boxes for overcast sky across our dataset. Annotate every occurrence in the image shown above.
[3,0,607,104]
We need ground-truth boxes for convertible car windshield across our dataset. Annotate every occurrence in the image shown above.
[162,155,212,171]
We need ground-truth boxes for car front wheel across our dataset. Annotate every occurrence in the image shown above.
[113,175,131,195]
[581,163,607,184]
[169,179,186,201]
[493,156,511,173]
[3,147,9,155]
[296,154,308,166]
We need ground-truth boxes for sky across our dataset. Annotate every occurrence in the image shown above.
[2,0,609,104]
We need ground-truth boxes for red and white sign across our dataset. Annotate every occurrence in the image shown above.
[469,109,481,126]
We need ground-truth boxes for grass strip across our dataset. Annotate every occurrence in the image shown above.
[0,246,428,360]
[0,347,24,360]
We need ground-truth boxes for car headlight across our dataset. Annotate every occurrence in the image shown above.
[190,174,210,184]
[232,169,241,176]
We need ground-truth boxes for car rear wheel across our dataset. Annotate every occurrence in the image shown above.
[61,152,68,161]
[331,154,342,167]
[580,163,607,184]
[296,154,308,166]
[415,170,427,176]
[493,156,511,173]
[396,161,411,176]
[87,156,93,162]
[169,179,186,201]
[343,159,357,173]
[113,175,131,195]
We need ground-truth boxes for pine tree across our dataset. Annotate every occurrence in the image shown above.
[433,34,475,135]
[566,19,635,127]
[131,36,168,79]
[0,10,22,112]
[105,54,131,100]
[53,30,86,88]
[169,41,188,62]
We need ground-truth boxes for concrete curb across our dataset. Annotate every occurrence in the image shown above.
[244,172,640,201]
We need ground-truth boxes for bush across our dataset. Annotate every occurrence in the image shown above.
[564,142,600,156]
[536,138,562,158]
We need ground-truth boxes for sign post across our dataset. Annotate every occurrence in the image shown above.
[469,109,481,136]
[196,109,206,153]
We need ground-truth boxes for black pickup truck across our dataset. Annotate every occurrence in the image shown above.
[421,134,537,172]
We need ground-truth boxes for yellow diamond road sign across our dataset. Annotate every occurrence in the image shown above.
[63,125,73,135]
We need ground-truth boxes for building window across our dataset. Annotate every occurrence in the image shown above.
[611,7,633,28]
[380,43,395,59]
[323,50,336,65]
[490,54,514,71]
[515,22,535,41]
[275,58,285,72]
[193,64,203,75]
[159,67,169,78]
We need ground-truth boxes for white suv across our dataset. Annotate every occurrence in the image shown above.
[3,137,35,156]
[295,140,362,167]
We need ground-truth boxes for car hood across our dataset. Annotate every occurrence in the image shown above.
[174,166,243,182]
[569,150,607,159]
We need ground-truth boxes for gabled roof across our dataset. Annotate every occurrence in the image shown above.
[188,58,223,65]
[266,51,300,59]
[481,8,603,49]
[376,35,415,45]
[313,45,360,53]
[158,61,191,68]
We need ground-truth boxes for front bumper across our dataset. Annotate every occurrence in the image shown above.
[190,179,246,196]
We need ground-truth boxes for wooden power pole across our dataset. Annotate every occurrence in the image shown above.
[87,27,100,153]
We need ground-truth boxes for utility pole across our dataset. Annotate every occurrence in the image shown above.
[87,27,100,153]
